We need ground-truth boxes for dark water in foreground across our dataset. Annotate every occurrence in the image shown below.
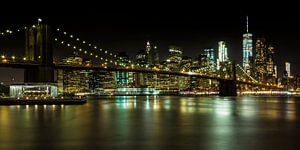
[1,96,300,150]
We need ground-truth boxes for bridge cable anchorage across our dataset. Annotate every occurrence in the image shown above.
[236,64,258,83]
[55,28,127,64]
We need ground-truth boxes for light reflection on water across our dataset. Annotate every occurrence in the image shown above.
[1,96,300,150]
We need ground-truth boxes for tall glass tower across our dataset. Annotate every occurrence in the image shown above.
[217,41,228,70]
[242,16,253,74]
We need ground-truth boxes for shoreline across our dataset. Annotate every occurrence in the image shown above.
[0,99,87,105]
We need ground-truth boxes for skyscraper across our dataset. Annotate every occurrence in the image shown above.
[135,50,147,67]
[145,41,159,67]
[116,52,130,87]
[285,62,291,77]
[242,16,253,74]
[217,41,228,70]
[266,45,277,83]
[255,38,267,82]
[204,48,216,71]
[167,46,182,71]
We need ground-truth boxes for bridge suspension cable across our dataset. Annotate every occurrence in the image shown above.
[54,37,117,65]
[0,26,27,37]
[236,64,258,83]
[54,28,124,65]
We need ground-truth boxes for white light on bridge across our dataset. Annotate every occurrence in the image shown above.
[70,35,73,38]
[67,44,70,47]
[88,44,91,46]
[90,53,93,56]
[83,41,86,44]
[1,55,5,59]
[76,38,79,41]
[99,49,102,51]
[100,57,103,60]
[84,51,87,54]
[94,46,97,49]
[61,41,64,44]
[105,51,107,53]
[56,28,60,31]
[54,38,58,41]
[79,48,82,51]
[95,55,98,58]
[23,57,27,61]
[73,46,76,49]
[63,32,67,35]
[12,56,15,60]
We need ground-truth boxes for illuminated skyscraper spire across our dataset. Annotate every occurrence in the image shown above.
[246,16,249,33]
[242,16,253,74]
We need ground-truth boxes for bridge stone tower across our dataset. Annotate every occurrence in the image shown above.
[219,61,237,96]
[24,24,54,83]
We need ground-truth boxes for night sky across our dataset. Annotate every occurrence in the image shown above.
[0,2,299,84]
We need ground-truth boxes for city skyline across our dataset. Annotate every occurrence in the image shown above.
[0,6,300,84]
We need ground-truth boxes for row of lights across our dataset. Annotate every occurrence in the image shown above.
[0,26,28,37]
[55,28,117,58]
[1,54,28,62]
[54,38,117,65]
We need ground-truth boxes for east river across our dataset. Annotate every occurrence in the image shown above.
[1,96,300,150]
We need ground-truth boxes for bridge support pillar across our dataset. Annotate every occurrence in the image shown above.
[219,79,237,96]
[24,66,54,83]
[24,24,54,83]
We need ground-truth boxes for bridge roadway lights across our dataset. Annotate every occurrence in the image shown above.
[219,79,237,96]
